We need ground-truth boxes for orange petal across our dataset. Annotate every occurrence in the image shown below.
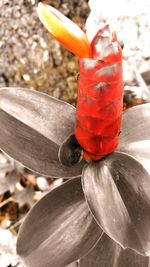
[36,3,92,58]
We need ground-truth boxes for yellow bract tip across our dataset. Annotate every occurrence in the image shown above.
[36,3,92,58]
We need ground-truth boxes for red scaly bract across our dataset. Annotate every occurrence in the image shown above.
[75,25,124,161]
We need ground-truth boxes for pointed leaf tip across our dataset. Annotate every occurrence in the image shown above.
[82,152,150,256]
[36,3,92,58]
[80,234,149,267]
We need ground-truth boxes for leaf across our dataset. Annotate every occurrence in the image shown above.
[80,233,149,267]
[119,140,150,174]
[17,177,102,267]
[0,88,84,178]
[82,152,150,256]
[66,262,79,267]
[118,103,150,173]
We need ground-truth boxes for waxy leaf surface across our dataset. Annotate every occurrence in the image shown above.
[17,177,102,267]
[66,262,78,267]
[80,233,149,267]
[82,152,150,255]
[118,103,150,173]
[0,87,84,178]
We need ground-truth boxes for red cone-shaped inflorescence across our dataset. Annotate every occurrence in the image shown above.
[36,4,124,162]
[75,25,124,161]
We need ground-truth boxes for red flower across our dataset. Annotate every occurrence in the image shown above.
[37,3,124,161]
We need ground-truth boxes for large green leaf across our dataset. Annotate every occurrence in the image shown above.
[82,152,150,256]
[118,103,150,173]
[80,233,149,267]
[0,87,84,178]
[17,177,102,267]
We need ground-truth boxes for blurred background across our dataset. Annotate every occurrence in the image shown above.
[0,0,150,266]
[0,0,90,105]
